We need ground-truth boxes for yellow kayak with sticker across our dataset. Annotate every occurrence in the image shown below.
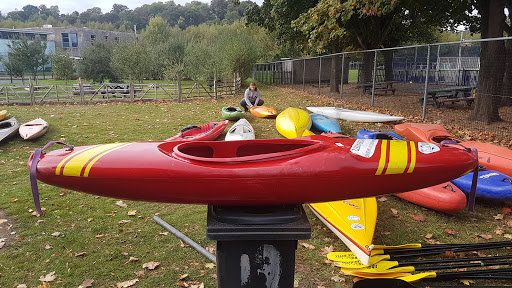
[309,198,377,266]
[276,107,314,138]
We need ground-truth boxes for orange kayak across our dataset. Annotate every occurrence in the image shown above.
[250,106,277,118]
[395,183,467,213]
[395,123,512,176]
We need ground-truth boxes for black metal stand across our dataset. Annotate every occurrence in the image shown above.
[207,205,311,288]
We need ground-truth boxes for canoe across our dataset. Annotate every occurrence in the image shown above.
[306,107,404,122]
[225,118,255,141]
[0,110,6,121]
[451,167,512,201]
[250,106,277,118]
[221,107,244,121]
[276,107,314,138]
[310,113,342,133]
[19,118,49,140]
[0,117,19,142]
[165,120,229,142]
[356,129,405,141]
[395,183,467,213]
[29,136,478,206]
[309,198,377,265]
[395,123,512,176]
[357,129,467,213]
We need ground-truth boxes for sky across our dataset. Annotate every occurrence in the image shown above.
[1,0,263,15]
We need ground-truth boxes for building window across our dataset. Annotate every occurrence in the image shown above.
[114,36,119,43]
[62,33,78,48]
[90,35,96,42]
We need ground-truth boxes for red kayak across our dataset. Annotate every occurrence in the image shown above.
[165,120,228,141]
[29,136,477,206]
[395,183,467,213]
[395,123,512,176]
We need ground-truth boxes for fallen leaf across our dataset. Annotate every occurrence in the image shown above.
[115,200,127,208]
[205,263,215,269]
[75,252,87,257]
[43,243,52,250]
[322,237,334,243]
[116,278,138,288]
[330,275,345,283]
[504,234,512,239]
[444,229,457,236]
[494,214,504,220]
[142,261,160,270]
[51,232,61,237]
[39,271,56,282]
[205,245,215,253]
[134,270,146,278]
[390,208,399,215]
[506,219,512,227]
[478,234,493,240]
[127,210,138,216]
[78,279,94,288]
[37,283,50,288]
[176,282,188,287]
[501,207,512,215]
[378,197,388,202]
[180,274,189,280]
[59,190,67,196]
[87,218,94,222]
[158,231,169,235]
[424,233,433,239]
[10,197,18,202]
[16,285,27,288]
[125,257,139,264]
[459,279,475,286]
[95,234,105,239]
[494,227,504,235]
[0,242,5,249]
[320,245,334,256]
[299,242,315,249]
[118,220,131,224]
[412,215,426,222]
[0,219,7,225]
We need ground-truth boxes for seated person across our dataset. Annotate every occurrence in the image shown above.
[240,82,264,112]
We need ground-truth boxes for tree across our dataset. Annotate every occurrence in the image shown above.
[142,16,173,43]
[77,41,118,83]
[1,53,24,83]
[5,36,49,83]
[112,39,150,83]
[51,53,75,84]
[211,0,229,20]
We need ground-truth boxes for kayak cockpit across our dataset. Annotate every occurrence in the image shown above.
[431,135,461,144]
[159,139,323,162]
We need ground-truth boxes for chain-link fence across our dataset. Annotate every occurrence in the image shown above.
[253,37,512,146]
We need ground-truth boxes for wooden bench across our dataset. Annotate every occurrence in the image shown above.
[357,81,399,95]
[420,86,476,108]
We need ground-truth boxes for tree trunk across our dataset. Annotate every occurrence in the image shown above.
[360,52,374,83]
[501,39,512,106]
[382,50,394,82]
[329,56,339,93]
[469,0,505,123]
[343,57,350,84]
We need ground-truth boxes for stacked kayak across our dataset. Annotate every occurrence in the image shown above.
[250,106,277,118]
[29,135,478,205]
[309,198,377,265]
[276,107,314,138]
[395,123,512,176]
[225,118,255,141]
[165,120,228,142]
[221,107,244,121]
[306,107,404,122]
[451,167,512,201]
[357,129,467,213]
[0,117,19,142]
[0,110,6,121]
[19,118,49,140]
[310,113,341,133]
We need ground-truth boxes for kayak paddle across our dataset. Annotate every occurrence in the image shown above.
[353,278,505,288]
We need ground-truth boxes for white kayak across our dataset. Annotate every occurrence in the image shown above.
[306,107,404,123]
[225,118,255,141]
[19,118,49,140]
[0,117,19,142]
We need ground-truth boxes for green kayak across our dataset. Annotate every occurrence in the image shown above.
[222,106,244,121]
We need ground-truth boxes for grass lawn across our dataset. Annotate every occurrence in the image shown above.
[0,81,511,287]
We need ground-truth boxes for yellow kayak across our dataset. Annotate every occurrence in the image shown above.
[276,107,313,138]
[0,110,6,121]
[309,197,377,265]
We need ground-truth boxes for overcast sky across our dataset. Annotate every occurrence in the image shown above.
[1,0,263,15]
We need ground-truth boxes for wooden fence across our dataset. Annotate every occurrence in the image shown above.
[0,78,242,105]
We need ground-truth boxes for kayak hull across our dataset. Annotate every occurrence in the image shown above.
[0,110,6,121]
[221,107,244,121]
[451,168,512,201]
[276,107,313,139]
[309,197,377,265]
[0,117,19,142]
[250,106,277,118]
[395,123,512,176]
[310,113,342,133]
[19,118,49,140]
[165,120,228,142]
[30,136,478,205]
[306,107,404,122]
[395,183,467,213]
[225,118,255,141]
[357,130,405,141]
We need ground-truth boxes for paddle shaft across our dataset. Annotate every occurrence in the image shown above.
[376,240,512,251]
[386,241,512,255]
[352,278,505,288]
[435,267,512,279]
[399,254,512,266]
[388,242,512,258]
[413,260,512,271]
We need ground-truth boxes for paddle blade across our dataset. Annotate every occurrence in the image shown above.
[327,250,384,262]
[398,272,437,282]
[341,265,414,275]
[333,255,391,269]
[349,271,413,279]
[353,278,417,288]
[372,243,422,250]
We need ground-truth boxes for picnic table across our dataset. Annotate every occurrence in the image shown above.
[420,86,476,108]
[357,81,399,95]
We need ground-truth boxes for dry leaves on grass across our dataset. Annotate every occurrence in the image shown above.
[125,257,139,264]
[501,207,512,215]
[378,197,388,202]
[127,210,138,216]
[299,242,315,249]
[494,227,504,235]
[118,220,131,224]
[78,279,94,288]
[115,200,128,208]
[180,274,189,280]
[412,215,426,222]
[116,278,138,288]
[39,271,56,282]
[424,233,433,239]
[51,232,61,237]
[459,279,475,286]
[177,282,204,288]
[204,263,215,269]
[494,214,504,220]
[142,261,160,270]
[444,228,457,236]
[320,245,334,256]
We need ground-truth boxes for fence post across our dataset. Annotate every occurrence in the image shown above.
[318,57,322,95]
[129,81,135,101]
[291,60,294,89]
[371,51,377,106]
[340,54,345,100]
[422,45,431,119]
[302,59,306,91]
[178,81,183,103]
[79,81,84,103]
[214,71,218,99]
[29,79,35,105]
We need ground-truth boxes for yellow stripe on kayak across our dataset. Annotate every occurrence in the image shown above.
[385,141,408,174]
[83,143,132,177]
[55,145,100,175]
[59,143,128,177]
[408,141,416,173]
[376,140,388,175]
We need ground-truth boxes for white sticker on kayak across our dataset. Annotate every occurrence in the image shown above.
[347,215,361,221]
[418,142,440,154]
[350,139,378,158]
[351,223,365,230]
[480,172,499,179]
